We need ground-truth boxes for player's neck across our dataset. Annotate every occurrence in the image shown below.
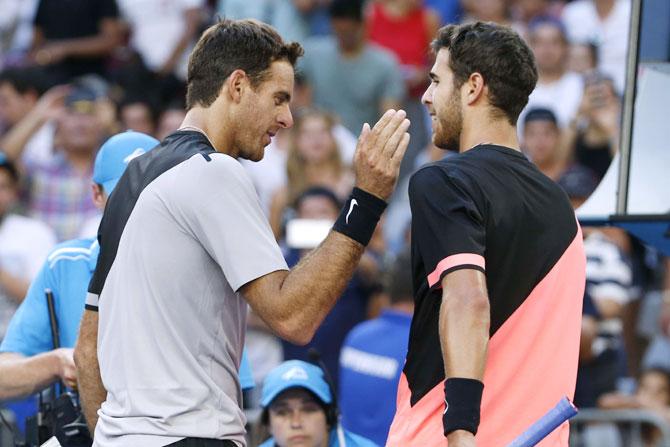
[181,107,236,157]
[459,117,520,153]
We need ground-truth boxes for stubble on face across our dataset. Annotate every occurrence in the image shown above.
[434,86,463,152]
[234,62,294,162]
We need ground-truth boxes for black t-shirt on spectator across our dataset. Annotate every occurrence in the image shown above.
[34,0,119,79]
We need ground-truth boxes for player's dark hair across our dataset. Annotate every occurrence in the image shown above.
[432,22,538,125]
[186,19,304,110]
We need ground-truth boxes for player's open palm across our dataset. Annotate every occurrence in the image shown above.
[354,109,410,200]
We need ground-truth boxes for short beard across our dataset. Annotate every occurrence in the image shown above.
[433,89,463,152]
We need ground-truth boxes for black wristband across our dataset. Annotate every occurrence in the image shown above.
[332,187,387,246]
[443,378,484,437]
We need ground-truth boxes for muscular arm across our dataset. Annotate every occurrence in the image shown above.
[243,110,410,345]
[242,232,364,345]
[440,268,489,378]
[0,350,75,400]
[440,269,490,444]
[74,310,105,433]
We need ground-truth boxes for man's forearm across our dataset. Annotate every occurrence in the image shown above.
[74,311,106,433]
[244,231,364,345]
[0,352,61,400]
[439,270,489,443]
[439,271,490,380]
[77,354,105,433]
[0,108,48,162]
[282,232,365,339]
[244,109,409,345]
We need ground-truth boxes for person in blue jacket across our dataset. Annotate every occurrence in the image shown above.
[259,360,378,447]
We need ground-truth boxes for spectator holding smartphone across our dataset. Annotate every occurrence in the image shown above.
[566,72,621,180]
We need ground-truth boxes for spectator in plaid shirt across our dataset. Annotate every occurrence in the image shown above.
[8,85,105,240]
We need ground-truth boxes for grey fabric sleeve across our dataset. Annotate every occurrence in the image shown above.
[180,154,288,292]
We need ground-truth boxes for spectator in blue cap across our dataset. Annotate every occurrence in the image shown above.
[0,131,159,420]
[259,360,378,447]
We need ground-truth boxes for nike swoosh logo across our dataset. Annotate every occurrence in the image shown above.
[346,199,358,224]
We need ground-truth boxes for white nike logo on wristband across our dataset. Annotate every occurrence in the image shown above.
[346,199,358,224]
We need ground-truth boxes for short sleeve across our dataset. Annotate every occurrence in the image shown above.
[181,155,288,292]
[409,166,486,289]
[0,261,54,356]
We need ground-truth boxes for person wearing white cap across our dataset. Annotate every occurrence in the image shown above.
[0,131,159,403]
[258,360,378,447]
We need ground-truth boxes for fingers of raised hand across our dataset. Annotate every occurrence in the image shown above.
[369,109,398,150]
[383,118,411,158]
[390,132,411,169]
[375,110,407,150]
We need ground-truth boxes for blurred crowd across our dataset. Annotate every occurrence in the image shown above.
[0,0,669,445]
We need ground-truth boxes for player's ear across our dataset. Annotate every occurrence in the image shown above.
[226,69,248,103]
[465,72,486,106]
[92,183,107,209]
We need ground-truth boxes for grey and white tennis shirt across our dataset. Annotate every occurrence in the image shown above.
[86,131,288,446]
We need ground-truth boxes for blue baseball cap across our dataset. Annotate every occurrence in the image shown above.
[93,131,159,194]
[261,360,333,408]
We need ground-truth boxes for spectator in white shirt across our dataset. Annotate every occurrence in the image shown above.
[562,0,630,94]
[521,17,583,130]
[0,153,55,339]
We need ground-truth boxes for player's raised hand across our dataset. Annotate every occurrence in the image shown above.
[353,109,410,201]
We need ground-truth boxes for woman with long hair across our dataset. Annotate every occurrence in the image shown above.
[269,109,353,238]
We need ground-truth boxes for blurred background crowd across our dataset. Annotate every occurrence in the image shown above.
[0,0,669,445]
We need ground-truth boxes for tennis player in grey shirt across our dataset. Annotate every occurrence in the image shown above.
[75,19,410,447]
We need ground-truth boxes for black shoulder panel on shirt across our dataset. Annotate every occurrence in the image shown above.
[88,131,216,298]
